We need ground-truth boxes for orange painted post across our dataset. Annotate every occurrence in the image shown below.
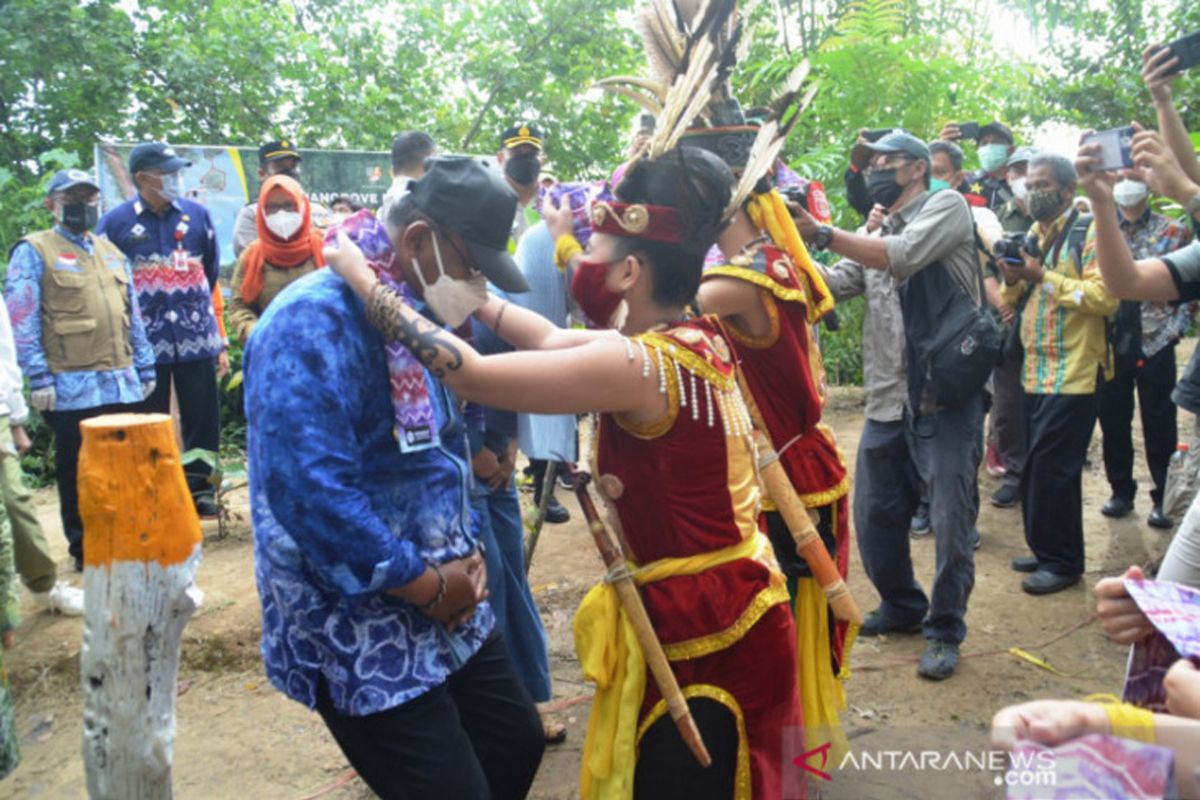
[78,413,203,799]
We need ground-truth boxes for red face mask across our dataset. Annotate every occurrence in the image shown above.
[570,258,624,329]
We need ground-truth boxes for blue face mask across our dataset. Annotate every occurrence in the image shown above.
[979,143,1009,173]
[929,178,952,193]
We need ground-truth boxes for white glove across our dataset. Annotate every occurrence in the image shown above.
[141,380,157,400]
[30,387,55,413]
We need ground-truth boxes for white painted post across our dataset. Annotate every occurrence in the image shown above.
[77,413,203,799]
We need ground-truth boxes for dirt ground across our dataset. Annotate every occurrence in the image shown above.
[3,343,1190,799]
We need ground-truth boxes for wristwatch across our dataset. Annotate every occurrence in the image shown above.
[813,224,835,252]
[1185,192,1200,218]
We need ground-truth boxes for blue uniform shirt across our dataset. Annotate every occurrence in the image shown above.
[96,196,222,364]
[245,269,493,715]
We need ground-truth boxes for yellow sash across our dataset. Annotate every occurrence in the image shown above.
[574,532,773,799]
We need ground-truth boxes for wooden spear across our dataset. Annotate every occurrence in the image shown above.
[736,372,864,626]
[571,472,712,768]
[523,460,558,574]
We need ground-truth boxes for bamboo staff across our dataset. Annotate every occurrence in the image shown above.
[736,372,863,626]
[523,460,558,574]
[572,472,712,768]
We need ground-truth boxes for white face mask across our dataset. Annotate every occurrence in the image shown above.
[265,209,303,240]
[412,231,488,328]
[155,172,183,204]
[1010,176,1028,203]
[1113,179,1149,210]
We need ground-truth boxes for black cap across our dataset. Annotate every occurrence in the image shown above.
[500,123,543,151]
[46,168,99,197]
[978,121,1014,145]
[258,139,302,164]
[408,157,529,293]
[129,142,191,175]
[850,131,931,170]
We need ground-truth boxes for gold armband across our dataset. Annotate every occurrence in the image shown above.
[554,234,583,271]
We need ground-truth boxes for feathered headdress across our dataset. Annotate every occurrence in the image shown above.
[595,0,818,219]
[593,0,746,160]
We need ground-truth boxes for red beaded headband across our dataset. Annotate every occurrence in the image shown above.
[590,200,683,245]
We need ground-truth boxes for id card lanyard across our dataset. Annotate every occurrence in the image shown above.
[172,221,189,271]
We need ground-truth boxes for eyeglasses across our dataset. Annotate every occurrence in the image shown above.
[435,227,475,273]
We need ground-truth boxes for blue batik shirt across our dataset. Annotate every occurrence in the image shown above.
[96,196,223,364]
[5,226,157,409]
[245,269,493,716]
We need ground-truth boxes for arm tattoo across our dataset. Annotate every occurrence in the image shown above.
[367,283,464,378]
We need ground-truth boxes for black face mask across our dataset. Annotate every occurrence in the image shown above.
[866,168,906,209]
[504,153,541,187]
[59,202,98,233]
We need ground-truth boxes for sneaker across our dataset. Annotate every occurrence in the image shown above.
[910,507,931,538]
[990,483,1019,509]
[859,608,923,637]
[917,641,959,681]
[985,443,1006,478]
[543,495,570,525]
[32,581,84,616]
[195,495,220,520]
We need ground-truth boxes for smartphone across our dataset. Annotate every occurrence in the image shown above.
[1081,126,1135,172]
[1156,31,1200,77]
[955,121,981,140]
[863,128,893,143]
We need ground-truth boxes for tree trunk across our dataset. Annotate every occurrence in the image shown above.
[78,413,203,800]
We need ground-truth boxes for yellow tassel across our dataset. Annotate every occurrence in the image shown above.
[745,190,835,323]
[794,578,850,763]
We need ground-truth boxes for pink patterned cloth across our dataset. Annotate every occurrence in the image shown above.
[1007,735,1174,800]
[1122,578,1200,711]
[535,181,611,248]
[324,210,438,453]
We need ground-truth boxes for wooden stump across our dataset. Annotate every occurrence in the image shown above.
[78,413,203,800]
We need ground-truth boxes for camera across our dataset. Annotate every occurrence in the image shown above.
[781,180,832,224]
[993,232,1041,263]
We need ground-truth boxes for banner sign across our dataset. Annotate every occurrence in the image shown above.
[94,142,393,274]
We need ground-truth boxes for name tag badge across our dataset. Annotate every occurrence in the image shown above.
[172,248,189,272]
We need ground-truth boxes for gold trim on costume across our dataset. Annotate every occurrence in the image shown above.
[721,286,782,350]
[662,583,790,661]
[613,347,680,440]
[704,263,812,306]
[592,201,650,234]
[640,331,734,390]
[636,684,752,800]
[797,472,850,508]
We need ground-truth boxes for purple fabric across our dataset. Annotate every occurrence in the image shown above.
[1122,578,1200,710]
[324,210,439,453]
[1006,735,1174,799]
[535,181,611,247]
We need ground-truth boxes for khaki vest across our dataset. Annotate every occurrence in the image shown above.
[22,230,133,374]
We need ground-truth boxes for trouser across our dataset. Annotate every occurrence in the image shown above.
[45,402,138,566]
[471,477,552,703]
[0,421,56,593]
[1099,345,1178,506]
[140,358,220,498]
[854,394,983,645]
[1021,393,1097,576]
[634,698,739,799]
[991,351,1026,489]
[314,633,544,800]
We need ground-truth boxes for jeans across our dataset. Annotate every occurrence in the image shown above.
[855,395,984,645]
[471,477,552,703]
[314,633,544,800]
